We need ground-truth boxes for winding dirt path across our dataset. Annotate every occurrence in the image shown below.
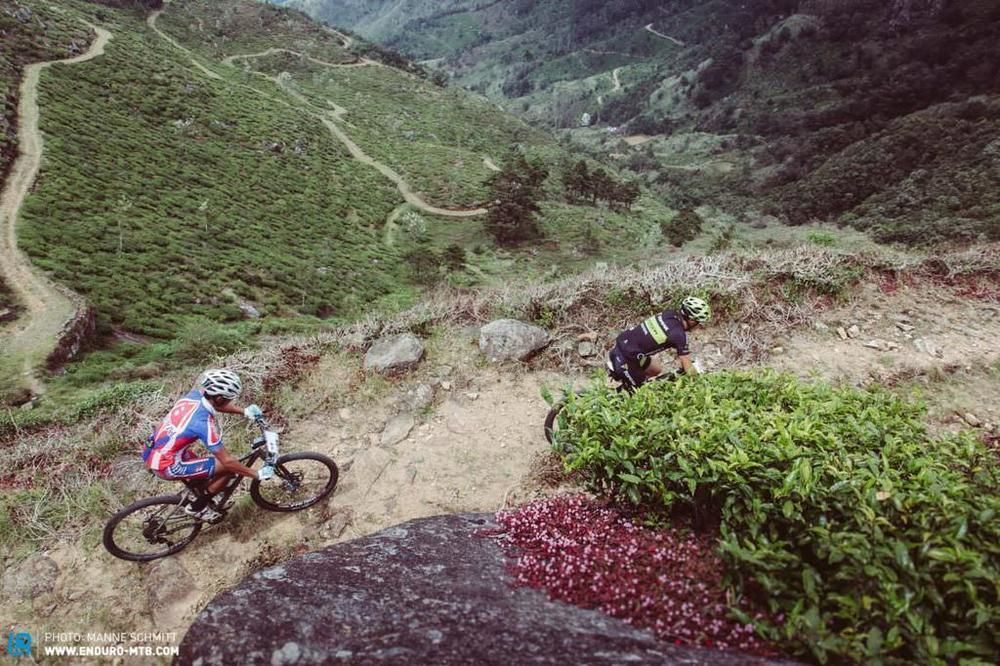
[0,23,112,393]
[220,51,487,218]
[644,23,685,46]
[222,48,377,69]
[612,66,623,92]
[150,4,484,219]
[147,8,221,80]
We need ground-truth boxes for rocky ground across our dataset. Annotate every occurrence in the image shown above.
[2,279,997,661]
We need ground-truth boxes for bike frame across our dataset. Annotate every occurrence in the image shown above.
[178,420,278,512]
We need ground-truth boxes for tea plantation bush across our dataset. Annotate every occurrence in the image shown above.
[550,372,1000,663]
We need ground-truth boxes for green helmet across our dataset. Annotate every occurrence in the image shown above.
[680,296,711,323]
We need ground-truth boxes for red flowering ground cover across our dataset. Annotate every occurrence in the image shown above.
[490,495,782,656]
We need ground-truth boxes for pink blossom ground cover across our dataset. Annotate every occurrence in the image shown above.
[489,495,782,656]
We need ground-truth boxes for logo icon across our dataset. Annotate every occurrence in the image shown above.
[6,631,32,657]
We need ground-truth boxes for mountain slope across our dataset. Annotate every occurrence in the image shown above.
[289,0,1000,245]
[2,0,667,337]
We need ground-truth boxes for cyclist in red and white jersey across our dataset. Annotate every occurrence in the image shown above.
[143,369,274,520]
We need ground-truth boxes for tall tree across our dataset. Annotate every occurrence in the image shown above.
[485,154,549,245]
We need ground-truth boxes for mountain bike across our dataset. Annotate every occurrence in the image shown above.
[103,417,338,562]
[543,356,703,444]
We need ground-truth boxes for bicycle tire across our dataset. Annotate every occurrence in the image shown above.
[543,401,565,445]
[544,388,591,445]
[103,494,202,562]
[250,452,338,512]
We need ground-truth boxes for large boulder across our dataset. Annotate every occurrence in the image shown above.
[179,514,793,665]
[479,319,549,362]
[364,334,425,373]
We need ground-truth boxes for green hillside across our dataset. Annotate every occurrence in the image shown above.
[289,0,1000,245]
[2,0,671,343]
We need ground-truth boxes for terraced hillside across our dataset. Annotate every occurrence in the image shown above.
[291,0,1000,246]
[0,0,675,404]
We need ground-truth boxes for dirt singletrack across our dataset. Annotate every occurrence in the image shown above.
[644,22,685,46]
[149,5,486,220]
[0,23,112,394]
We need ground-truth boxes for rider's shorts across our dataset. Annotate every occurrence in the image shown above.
[607,344,650,389]
[154,456,216,481]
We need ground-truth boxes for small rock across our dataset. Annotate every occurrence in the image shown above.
[239,301,261,319]
[381,414,416,447]
[963,413,982,428]
[437,365,454,377]
[895,322,915,332]
[771,346,785,355]
[847,324,861,339]
[364,334,426,373]
[837,327,848,340]
[338,408,353,421]
[914,338,943,358]
[479,319,550,362]
[322,507,354,540]
[440,381,452,391]
[399,384,435,412]
[2,554,59,600]
[813,321,829,331]
[464,392,480,401]
[145,558,198,609]
[864,339,897,352]
[577,341,596,357]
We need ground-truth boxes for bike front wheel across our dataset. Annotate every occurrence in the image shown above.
[544,388,591,445]
[543,400,565,445]
[103,494,202,562]
[250,452,339,512]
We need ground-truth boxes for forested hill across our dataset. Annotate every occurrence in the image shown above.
[283,0,1000,246]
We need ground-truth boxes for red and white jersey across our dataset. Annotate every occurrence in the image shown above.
[143,389,223,471]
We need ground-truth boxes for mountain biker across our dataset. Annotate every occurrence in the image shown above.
[606,296,711,389]
[143,369,275,521]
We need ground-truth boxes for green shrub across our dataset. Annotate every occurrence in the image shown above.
[806,230,837,247]
[660,209,703,247]
[173,318,252,362]
[551,371,1000,663]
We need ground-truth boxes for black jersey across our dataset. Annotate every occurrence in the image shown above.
[615,309,690,360]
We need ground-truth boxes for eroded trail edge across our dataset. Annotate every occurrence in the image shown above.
[0,24,112,393]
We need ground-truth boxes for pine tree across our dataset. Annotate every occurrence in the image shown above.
[485,154,549,245]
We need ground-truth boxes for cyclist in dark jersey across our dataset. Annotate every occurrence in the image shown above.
[607,296,711,389]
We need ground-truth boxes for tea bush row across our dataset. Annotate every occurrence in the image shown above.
[551,371,1000,663]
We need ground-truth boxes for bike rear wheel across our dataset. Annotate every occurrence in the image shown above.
[103,494,202,562]
[250,452,338,512]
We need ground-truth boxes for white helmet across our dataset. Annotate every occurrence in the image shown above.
[201,369,242,400]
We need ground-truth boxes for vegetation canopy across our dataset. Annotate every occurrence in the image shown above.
[550,371,1000,663]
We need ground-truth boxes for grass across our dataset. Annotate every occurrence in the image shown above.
[7,0,670,354]
[0,0,93,174]
[17,2,406,338]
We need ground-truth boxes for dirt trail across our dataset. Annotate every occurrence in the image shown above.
[322,26,353,48]
[147,8,221,80]
[13,284,1000,643]
[382,203,408,247]
[644,22,685,46]
[612,66,623,92]
[0,23,111,393]
[222,47,377,69]
[482,156,501,172]
[228,50,487,218]
[149,5,485,219]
